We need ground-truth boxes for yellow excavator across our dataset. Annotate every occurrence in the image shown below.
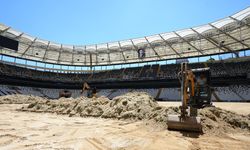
[167,63,212,132]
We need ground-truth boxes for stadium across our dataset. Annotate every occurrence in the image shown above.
[0,2,250,150]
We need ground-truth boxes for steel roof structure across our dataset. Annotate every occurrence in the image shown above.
[0,7,250,66]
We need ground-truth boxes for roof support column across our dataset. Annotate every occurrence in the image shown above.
[107,43,111,64]
[21,37,37,57]
[14,33,24,39]
[84,45,87,65]
[72,46,75,65]
[190,28,231,53]
[173,31,204,55]
[90,53,92,69]
[209,23,249,48]
[57,44,63,63]
[229,16,250,28]
[95,44,98,65]
[158,34,181,57]
[144,37,161,59]
[118,41,126,62]
[42,41,50,61]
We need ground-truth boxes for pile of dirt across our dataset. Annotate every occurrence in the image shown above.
[4,92,249,134]
[21,92,178,123]
[0,94,45,104]
[100,92,179,122]
[199,107,250,134]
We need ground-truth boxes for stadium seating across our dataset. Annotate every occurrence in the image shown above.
[0,59,249,82]
[0,58,249,101]
[159,88,181,101]
[1,84,248,101]
[214,87,241,101]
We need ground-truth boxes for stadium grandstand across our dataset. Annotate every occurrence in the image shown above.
[0,7,250,102]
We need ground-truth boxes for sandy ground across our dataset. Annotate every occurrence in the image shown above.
[158,102,250,115]
[0,104,250,150]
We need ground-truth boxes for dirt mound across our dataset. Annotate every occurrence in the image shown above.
[199,107,250,134]
[6,92,249,134]
[101,92,179,122]
[0,94,45,104]
[21,92,177,122]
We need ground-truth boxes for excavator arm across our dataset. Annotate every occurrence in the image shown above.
[167,63,204,132]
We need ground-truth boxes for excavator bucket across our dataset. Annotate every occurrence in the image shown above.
[167,115,202,132]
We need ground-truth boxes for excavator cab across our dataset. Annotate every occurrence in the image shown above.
[189,68,212,108]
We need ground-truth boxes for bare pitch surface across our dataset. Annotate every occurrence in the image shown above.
[0,104,250,150]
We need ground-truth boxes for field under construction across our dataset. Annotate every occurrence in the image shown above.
[0,93,249,150]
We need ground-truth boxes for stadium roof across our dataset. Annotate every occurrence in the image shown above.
[0,7,250,66]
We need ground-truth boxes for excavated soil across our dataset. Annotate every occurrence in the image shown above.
[199,107,250,134]
[0,94,45,104]
[20,93,178,123]
[1,93,249,134]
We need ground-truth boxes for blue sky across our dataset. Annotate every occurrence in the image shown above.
[1,0,250,45]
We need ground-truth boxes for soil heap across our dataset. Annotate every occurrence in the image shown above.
[0,94,45,104]
[21,92,177,123]
[1,92,249,134]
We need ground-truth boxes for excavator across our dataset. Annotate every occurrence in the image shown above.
[81,82,97,98]
[167,63,212,132]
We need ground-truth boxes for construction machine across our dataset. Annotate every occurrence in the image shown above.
[167,63,212,132]
[59,90,72,98]
[81,82,97,98]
